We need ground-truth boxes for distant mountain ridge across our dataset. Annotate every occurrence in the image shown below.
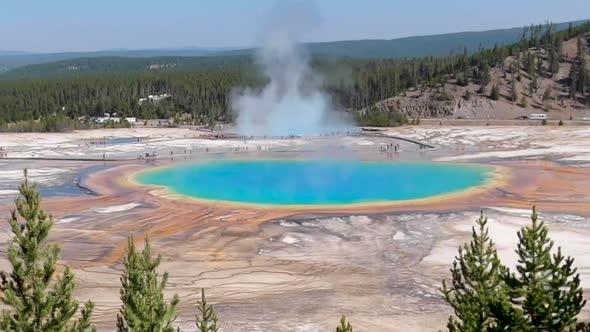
[0,55,256,80]
[0,51,31,56]
[0,48,222,70]
[304,20,589,58]
[1,19,588,78]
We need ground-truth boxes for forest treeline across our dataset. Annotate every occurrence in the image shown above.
[2,173,589,331]
[1,19,586,70]
[0,21,589,131]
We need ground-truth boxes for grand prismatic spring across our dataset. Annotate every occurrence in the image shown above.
[135,160,494,206]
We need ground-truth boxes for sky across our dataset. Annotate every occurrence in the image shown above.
[2,0,590,53]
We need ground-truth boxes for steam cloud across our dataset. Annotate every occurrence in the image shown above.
[231,0,354,137]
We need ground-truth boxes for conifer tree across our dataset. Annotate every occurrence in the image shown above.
[481,63,491,86]
[195,289,219,332]
[336,316,353,332]
[576,38,587,95]
[441,213,511,332]
[490,85,500,101]
[529,74,538,95]
[570,70,578,99]
[117,236,180,332]
[549,48,560,76]
[511,79,518,103]
[520,95,528,108]
[0,170,95,332]
[502,207,586,330]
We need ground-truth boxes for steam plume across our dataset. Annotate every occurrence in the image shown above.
[231,0,354,137]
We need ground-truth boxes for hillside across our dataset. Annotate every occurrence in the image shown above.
[306,25,556,59]
[365,31,590,121]
[1,21,589,131]
[0,55,254,80]
[1,19,587,77]
[0,50,30,56]
[0,48,223,71]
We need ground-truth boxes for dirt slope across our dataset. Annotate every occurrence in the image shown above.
[371,33,590,120]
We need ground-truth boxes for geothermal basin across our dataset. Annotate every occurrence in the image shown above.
[135,160,495,206]
[3,127,590,331]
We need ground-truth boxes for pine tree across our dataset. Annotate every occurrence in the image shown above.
[441,213,511,332]
[502,207,586,330]
[490,85,500,101]
[570,69,578,100]
[117,236,180,332]
[576,38,587,95]
[525,52,536,75]
[0,170,95,331]
[336,316,353,332]
[521,95,528,108]
[481,63,491,86]
[549,48,560,76]
[529,74,538,95]
[195,289,219,332]
[511,79,518,103]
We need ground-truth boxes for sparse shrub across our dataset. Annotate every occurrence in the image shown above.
[355,108,408,127]
[477,85,486,95]
[543,88,553,101]
[456,73,469,87]
[435,90,454,101]
[464,90,472,101]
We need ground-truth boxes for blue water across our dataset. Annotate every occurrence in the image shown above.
[136,160,492,205]
[105,137,140,145]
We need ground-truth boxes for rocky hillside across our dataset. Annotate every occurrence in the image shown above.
[369,32,590,121]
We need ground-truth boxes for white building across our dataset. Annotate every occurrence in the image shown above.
[138,93,172,105]
[93,117,120,124]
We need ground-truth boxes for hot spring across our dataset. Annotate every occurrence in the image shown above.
[135,160,494,206]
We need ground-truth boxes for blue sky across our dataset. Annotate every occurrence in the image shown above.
[2,0,590,53]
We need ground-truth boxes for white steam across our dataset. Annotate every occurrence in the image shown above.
[231,0,354,137]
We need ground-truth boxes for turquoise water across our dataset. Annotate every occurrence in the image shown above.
[136,160,493,205]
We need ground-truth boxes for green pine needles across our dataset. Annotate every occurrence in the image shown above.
[441,212,511,332]
[502,207,585,330]
[0,170,95,332]
[442,207,586,331]
[117,236,180,332]
[195,289,219,332]
[336,315,353,332]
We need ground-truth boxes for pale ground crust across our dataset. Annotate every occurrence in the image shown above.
[3,127,590,331]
